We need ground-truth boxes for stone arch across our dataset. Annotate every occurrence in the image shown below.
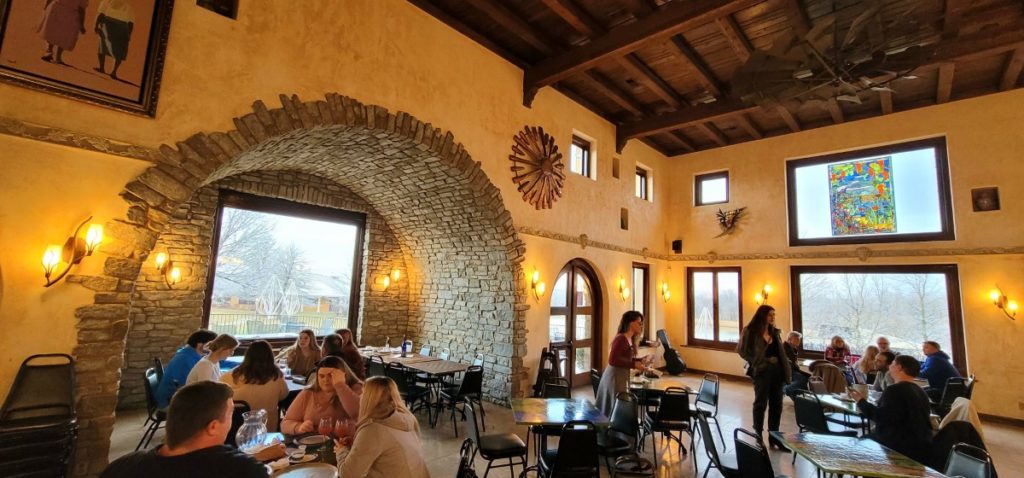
[70,93,527,476]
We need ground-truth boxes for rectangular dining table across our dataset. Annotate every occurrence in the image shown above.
[511,398,609,467]
[771,432,949,478]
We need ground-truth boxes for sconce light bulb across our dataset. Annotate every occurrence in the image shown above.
[755,293,764,304]
[85,224,104,252]
[391,269,401,282]
[532,270,540,284]
[1009,300,1019,313]
[763,284,773,294]
[382,276,391,289]
[989,289,1001,303]
[42,245,62,275]
[621,287,631,301]
[536,282,546,297]
[154,252,168,271]
[663,290,671,302]
[168,267,182,285]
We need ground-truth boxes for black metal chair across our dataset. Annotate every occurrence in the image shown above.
[597,392,638,473]
[932,377,969,418]
[693,373,724,444]
[792,390,859,436]
[225,401,251,447]
[456,438,479,478]
[539,420,599,478]
[696,412,739,478]
[366,355,385,378]
[734,428,789,478]
[385,363,432,421]
[136,367,167,451]
[530,378,572,458]
[153,357,165,383]
[641,386,695,472]
[589,369,601,397]
[465,401,526,478]
[438,365,485,436]
[944,442,995,478]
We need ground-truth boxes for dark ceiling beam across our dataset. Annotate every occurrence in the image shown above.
[616,55,685,108]
[879,90,894,115]
[999,47,1024,91]
[523,0,760,105]
[716,15,754,63]
[937,63,955,103]
[827,98,845,124]
[943,0,968,38]
[619,0,655,18]
[669,131,697,152]
[782,0,811,37]
[696,123,729,146]
[668,35,724,97]
[583,70,647,117]
[735,114,763,139]
[406,0,528,69]
[541,0,603,38]
[616,99,759,151]
[775,105,802,132]
[472,0,555,56]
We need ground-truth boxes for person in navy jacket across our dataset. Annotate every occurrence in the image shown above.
[918,341,961,401]
[155,329,218,408]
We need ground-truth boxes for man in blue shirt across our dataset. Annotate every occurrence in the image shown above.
[155,329,218,408]
[918,341,961,401]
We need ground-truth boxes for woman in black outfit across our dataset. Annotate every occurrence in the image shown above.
[737,305,791,449]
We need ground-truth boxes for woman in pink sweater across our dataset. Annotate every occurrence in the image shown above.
[281,356,363,435]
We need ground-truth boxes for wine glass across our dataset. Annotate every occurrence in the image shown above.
[318,417,333,438]
[334,419,354,441]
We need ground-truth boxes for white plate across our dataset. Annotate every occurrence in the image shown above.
[289,454,315,464]
[295,435,329,446]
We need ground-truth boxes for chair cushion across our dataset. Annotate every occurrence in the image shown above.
[479,433,526,458]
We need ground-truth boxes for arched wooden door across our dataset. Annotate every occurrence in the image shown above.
[548,259,602,386]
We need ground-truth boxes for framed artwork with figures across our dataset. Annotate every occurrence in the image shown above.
[0,0,173,117]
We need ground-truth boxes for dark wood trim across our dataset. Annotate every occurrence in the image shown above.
[937,63,955,104]
[540,0,603,38]
[668,35,723,97]
[789,264,968,376]
[471,0,555,56]
[776,105,802,132]
[631,262,651,341]
[694,170,729,206]
[582,70,645,117]
[617,99,757,149]
[879,90,894,115]
[405,0,529,69]
[735,114,763,140]
[716,15,753,62]
[686,267,743,350]
[549,259,603,386]
[696,122,728,147]
[826,98,845,124]
[785,137,955,247]
[616,54,685,108]
[571,135,592,178]
[781,0,811,37]
[202,190,368,338]
[999,47,1024,91]
[634,167,649,200]
[979,413,1024,428]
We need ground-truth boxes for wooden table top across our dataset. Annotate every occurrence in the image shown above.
[405,359,469,375]
[770,432,948,478]
[510,398,609,427]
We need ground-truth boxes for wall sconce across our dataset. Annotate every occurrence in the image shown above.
[530,269,546,300]
[618,277,631,302]
[378,275,392,290]
[661,281,671,303]
[390,268,401,283]
[989,286,1017,320]
[42,217,103,287]
[754,283,773,305]
[154,252,181,287]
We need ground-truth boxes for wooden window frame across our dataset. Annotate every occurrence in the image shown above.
[785,136,955,247]
[632,262,651,343]
[635,167,649,200]
[571,135,592,178]
[686,267,743,350]
[790,264,967,375]
[203,190,367,342]
[695,171,729,206]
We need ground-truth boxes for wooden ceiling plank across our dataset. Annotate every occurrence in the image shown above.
[776,105,802,132]
[943,0,968,38]
[827,98,845,124]
[669,131,696,152]
[937,63,955,104]
[999,47,1024,91]
[472,0,555,56]
[781,0,811,37]
[406,0,529,69]
[620,0,655,18]
[669,35,724,97]
[616,99,758,150]
[696,122,729,146]
[735,114,763,139]
[880,90,894,115]
[716,15,754,63]
[583,70,646,117]
[523,0,761,105]
[617,54,685,108]
[541,0,604,38]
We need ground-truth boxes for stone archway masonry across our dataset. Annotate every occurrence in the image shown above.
[66,93,529,476]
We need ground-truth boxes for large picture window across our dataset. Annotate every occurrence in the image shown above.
[791,265,966,373]
[687,267,742,349]
[204,191,366,339]
[786,137,954,246]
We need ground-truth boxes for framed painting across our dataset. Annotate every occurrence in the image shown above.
[828,156,897,236]
[0,0,173,117]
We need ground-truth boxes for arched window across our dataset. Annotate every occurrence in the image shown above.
[549,259,602,386]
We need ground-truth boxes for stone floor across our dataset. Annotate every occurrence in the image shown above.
[109,372,1024,477]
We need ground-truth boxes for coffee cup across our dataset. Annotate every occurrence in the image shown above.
[852,384,868,397]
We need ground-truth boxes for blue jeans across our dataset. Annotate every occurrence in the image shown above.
[784,371,810,398]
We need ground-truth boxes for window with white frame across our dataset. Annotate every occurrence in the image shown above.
[570,135,592,178]
[635,166,650,200]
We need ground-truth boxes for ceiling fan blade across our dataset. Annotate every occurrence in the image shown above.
[837,94,862,104]
[843,0,883,48]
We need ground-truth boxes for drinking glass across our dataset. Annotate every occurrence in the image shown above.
[334,419,354,441]
[318,417,333,438]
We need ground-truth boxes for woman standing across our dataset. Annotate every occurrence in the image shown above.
[595,311,651,417]
[221,340,289,431]
[280,356,363,435]
[278,329,322,378]
[737,305,791,449]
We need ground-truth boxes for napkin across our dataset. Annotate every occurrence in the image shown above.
[268,457,290,471]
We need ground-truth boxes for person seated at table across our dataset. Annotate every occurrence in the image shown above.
[872,351,896,391]
[876,336,893,355]
[333,376,429,478]
[919,341,961,401]
[783,331,810,398]
[321,333,345,359]
[595,311,652,417]
[155,329,218,408]
[335,328,366,380]
[852,345,879,384]
[186,334,239,386]
[221,340,289,432]
[824,335,852,366]
[277,329,321,378]
[101,381,268,478]
[281,356,363,435]
[849,355,933,465]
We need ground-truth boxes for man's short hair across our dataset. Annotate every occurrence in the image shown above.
[187,329,218,348]
[788,331,802,339]
[878,351,896,365]
[894,355,921,377]
[923,340,941,350]
[165,381,232,448]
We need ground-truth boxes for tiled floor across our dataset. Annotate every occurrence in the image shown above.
[109,373,1024,477]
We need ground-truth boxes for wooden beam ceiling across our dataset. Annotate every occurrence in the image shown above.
[668,35,724,97]
[880,90,894,114]
[716,15,754,63]
[541,0,603,38]
[776,105,802,133]
[406,0,528,68]
[782,0,811,37]
[523,0,760,105]
[999,47,1024,91]
[735,114,763,139]
[616,54,685,108]
[827,98,845,124]
[472,0,555,56]
[937,63,955,103]
[696,122,729,146]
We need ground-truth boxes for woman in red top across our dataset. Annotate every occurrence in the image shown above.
[595,311,652,416]
[824,335,852,365]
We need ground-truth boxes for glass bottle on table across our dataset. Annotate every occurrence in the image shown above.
[400,334,408,357]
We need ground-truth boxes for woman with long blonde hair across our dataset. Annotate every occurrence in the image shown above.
[852,345,880,384]
[334,376,428,478]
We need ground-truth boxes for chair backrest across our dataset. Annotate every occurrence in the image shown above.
[457,366,484,396]
[696,373,719,408]
[940,377,969,407]
[810,362,847,393]
[456,437,479,478]
[932,420,986,470]
[464,401,483,444]
[0,354,76,423]
[608,392,639,447]
[366,356,385,378]
[472,353,484,367]
[807,376,828,394]
[542,378,571,399]
[945,442,994,478]
[734,428,775,478]
[419,345,431,357]
[792,390,830,433]
[143,367,160,415]
[590,369,601,397]
[654,387,691,423]
[439,348,451,361]
[385,363,414,394]
[696,413,723,467]
[226,400,251,447]
[552,420,600,475]
[153,357,165,382]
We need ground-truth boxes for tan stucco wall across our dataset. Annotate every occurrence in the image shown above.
[663,90,1024,420]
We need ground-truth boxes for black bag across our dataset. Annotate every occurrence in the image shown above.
[657,330,687,375]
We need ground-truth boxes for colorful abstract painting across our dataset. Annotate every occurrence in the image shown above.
[829,157,896,236]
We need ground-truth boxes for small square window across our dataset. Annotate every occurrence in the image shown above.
[635,167,649,200]
[695,171,728,206]
[570,136,591,178]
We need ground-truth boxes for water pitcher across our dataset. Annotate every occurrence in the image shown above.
[235,409,268,453]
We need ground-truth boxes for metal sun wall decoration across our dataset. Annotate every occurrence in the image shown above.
[509,125,566,210]
[715,207,746,238]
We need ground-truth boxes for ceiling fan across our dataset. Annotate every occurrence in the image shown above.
[730,0,942,110]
